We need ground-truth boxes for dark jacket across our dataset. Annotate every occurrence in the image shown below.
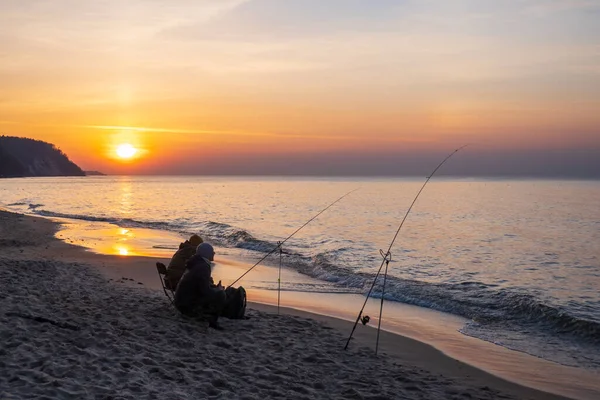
[165,241,196,290]
[173,254,213,314]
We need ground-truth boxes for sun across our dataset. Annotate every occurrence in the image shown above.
[116,143,137,159]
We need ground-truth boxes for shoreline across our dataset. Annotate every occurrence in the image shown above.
[1,209,597,399]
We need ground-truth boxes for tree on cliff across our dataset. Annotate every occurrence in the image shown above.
[0,136,85,178]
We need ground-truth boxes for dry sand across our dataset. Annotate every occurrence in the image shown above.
[0,210,579,399]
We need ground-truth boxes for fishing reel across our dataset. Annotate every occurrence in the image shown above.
[360,315,370,325]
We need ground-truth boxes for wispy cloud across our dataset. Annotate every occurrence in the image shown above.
[525,0,600,16]
[77,125,436,146]
[79,124,382,142]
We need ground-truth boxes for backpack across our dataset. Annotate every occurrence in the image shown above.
[221,286,247,319]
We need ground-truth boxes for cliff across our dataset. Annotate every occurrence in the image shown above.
[0,136,85,178]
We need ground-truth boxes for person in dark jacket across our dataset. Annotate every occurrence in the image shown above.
[164,234,203,290]
[174,242,226,330]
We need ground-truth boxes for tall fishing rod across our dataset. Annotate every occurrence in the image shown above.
[227,187,359,289]
[344,145,467,352]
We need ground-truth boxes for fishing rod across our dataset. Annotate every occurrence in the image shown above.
[227,187,359,289]
[344,145,467,352]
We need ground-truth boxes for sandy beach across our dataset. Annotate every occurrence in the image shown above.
[0,209,587,399]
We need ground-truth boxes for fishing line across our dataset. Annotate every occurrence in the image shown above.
[344,145,467,352]
[227,187,359,289]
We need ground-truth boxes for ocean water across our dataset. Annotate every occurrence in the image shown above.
[1,176,599,371]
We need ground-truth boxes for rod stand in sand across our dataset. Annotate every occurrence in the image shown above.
[344,145,467,353]
[344,253,389,351]
[375,250,392,355]
[277,241,283,315]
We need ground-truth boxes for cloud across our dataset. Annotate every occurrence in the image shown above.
[160,0,404,41]
[0,0,251,58]
[524,0,600,16]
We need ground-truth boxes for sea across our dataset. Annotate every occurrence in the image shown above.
[1,176,599,373]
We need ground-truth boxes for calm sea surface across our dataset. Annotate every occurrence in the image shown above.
[1,176,599,371]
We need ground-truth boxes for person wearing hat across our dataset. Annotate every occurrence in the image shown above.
[164,234,203,290]
[174,242,226,330]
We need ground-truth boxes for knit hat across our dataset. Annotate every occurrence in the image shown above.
[189,234,203,247]
[196,242,215,261]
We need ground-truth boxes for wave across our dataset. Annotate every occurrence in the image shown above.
[34,209,182,230]
[199,221,275,253]
[280,251,600,347]
[490,290,600,342]
[251,281,362,295]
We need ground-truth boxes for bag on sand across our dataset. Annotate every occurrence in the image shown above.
[221,286,247,319]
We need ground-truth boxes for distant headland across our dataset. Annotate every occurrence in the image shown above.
[0,136,85,178]
[84,170,106,176]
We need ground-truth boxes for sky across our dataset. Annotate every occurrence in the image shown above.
[1,0,599,176]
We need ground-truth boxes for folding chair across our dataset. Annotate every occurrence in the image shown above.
[156,262,175,304]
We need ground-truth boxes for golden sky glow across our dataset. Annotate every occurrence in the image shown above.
[1,1,599,175]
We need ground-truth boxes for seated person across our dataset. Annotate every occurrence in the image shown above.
[164,234,203,290]
[174,243,226,330]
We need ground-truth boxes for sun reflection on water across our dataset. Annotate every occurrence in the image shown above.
[52,220,183,258]
[119,178,133,216]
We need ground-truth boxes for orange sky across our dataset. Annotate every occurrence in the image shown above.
[1,1,599,175]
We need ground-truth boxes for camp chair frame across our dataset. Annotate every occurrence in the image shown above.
[155,262,219,329]
[156,262,175,304]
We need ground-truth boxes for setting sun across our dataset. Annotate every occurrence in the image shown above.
[116,143,137,159]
